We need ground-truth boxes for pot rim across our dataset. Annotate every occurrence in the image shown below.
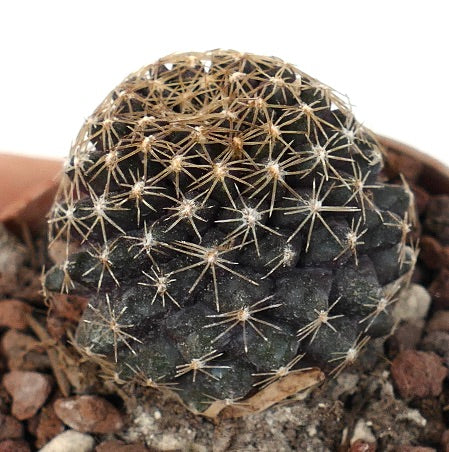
[0,153,62,227]
[378,135,449,194]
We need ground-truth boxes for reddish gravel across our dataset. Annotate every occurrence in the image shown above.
[0,300,31,330]
[1,329,49,371]
[349,440,376,452]
[0,413,23,440]
[54,395,124,433]
[427,310,449,333]
[391,350,448,399]
[0,439,31,452]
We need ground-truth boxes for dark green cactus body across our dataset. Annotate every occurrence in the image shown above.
[46,51,415,410]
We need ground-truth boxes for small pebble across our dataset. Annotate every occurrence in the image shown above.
[396,408,427,427]
[151,434,185,451]
[420,331,449,357]
[333,373,359,399]
[427,310,449,332]
[0,413,23,440]
[387,321,424,357]
[392,284,431,323]
[351,418,376,445]
[0,299,31,330]
[54,395,123,433]
[0,439,30,452]
[391,350,447,399]
[39,429,95,452]
[2,371,52,420]
[1,329,48,371]
[350,440,376,452]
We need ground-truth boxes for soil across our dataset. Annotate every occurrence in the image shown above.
[0,150,448,452]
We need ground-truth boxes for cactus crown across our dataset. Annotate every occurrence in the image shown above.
[46,50,415,410]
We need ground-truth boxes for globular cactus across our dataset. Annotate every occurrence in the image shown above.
[45,50,416,411]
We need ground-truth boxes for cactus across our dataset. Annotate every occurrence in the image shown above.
[46,50,416,411]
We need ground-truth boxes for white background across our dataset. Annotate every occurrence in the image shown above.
[1,1,448,166]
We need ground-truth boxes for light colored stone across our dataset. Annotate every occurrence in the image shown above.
[396,408,427,427]
[351,418,376,445]
[151,434,185,451]
[392,284,431,323]
[333,373,359,399]
[39,430,94,452]
[3,371,52,420]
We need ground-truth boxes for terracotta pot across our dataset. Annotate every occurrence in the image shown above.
[0,153,62,230]
[0,137,448,230]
